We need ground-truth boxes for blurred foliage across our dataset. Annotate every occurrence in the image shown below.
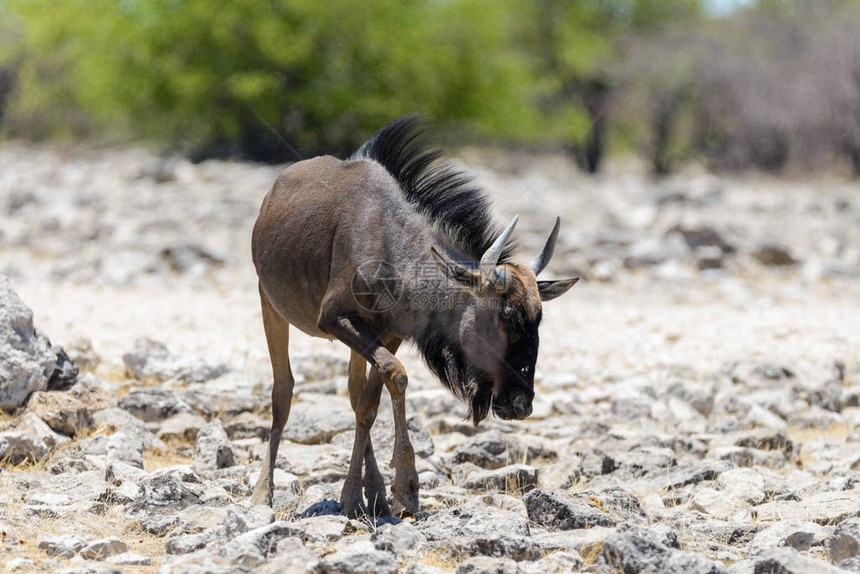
[517,0,703,172]
[2,0,860,175]
[686,0,860,174]
[0,0,534,160]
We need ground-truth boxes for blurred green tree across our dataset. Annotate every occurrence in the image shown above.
[0,20,20,129]
[521,0,703,173]
[0,0,533,161]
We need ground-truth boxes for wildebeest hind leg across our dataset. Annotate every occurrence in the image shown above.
[249,286,294,508]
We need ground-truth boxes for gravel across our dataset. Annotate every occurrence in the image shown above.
[0,144,858,572]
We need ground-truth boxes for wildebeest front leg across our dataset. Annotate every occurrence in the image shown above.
[363,339,400,515]
[318,312,419,515]
[361,414,389,516]
[384,372,419,515]
[342,351,393,518]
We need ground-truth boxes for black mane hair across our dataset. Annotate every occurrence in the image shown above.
[351,115,514,263]
[353,115,510,424]
[414,325,494,425]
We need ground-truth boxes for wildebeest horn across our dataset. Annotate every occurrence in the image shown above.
[481,215,518,269]
[528,216,561,276]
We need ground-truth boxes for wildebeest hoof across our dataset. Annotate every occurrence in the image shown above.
[340,481,370,519]
[340,495,369,519]
[391,469,420,515]
[391,493,420,518]
[364,485,392,517]
[248,483,273,509]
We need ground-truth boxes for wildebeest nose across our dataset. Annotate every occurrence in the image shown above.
[512,394,532,418]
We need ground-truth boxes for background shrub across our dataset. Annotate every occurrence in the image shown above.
[2,0,860,175]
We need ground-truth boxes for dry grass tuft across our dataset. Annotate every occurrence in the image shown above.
[0,408,19,432]
[3,505,166,573]
[786,423,850,444]
[580,541,603,567]
[96,362,135,386]
[120,518,167,572]
[143,442,193,471]
[0,421,113,473]
[417,548,461,573]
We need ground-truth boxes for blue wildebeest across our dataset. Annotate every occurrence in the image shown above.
[249,116,577,516]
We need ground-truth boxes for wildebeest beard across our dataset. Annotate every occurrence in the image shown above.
[416,327,495,425]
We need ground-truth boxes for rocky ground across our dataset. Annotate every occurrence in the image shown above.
[1,142,859,573]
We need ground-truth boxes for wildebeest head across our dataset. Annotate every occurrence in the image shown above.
[430,216,578,422]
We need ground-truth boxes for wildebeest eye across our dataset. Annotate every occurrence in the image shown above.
[509,330,521,343]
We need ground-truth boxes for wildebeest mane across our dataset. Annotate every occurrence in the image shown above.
[415,323,494,425]
[351,115,514,263]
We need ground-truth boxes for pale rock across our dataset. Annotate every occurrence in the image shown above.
[0,277,78,408]
[418,500,530,541]
[460,464,539,494]
[371,522,427,558]
[176,371,267,419]
[65,337,100,373]
[290,352,348,382]
[315,545,398,574]
[524,488,646,531]
[0,411,70,464]
[285,406,354,445]
[749,520,830,554]
[752,547,850,574]
[26,390,93,436]
[449,430,509,470]
[193,419,237,473]
[69,374,115,411]
[754,490,860,525]
[38,534,86,558]
[122,338,229,383]
[826,517,860,569]
[158,412,207,442]
[5,558,35,571]
[106,552,151,566]
[257,538,319,573]
[742,404,787,431]
[219,521,305,567]
[118,388,194,422]
[106,430,144,470]
[447,533,541,561]
[524,551,583,573]
[690,487,752,521]
[532,526,614,555]
[80,536,129,560]
[166,533,211,555]
[27,491,71,506]
[715,467,766,505]
[224,412,269,440]
[456,556,524,574]
[301,515,349,547]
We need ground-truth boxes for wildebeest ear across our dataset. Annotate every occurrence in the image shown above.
[430,247,480,288]
[537,278,579,301]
